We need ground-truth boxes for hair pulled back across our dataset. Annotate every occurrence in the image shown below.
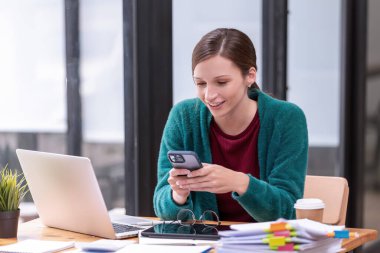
[192,28,259,90]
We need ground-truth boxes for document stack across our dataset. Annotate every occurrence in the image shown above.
[217,219,355,253]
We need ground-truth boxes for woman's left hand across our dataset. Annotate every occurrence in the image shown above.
[175,163,250,195]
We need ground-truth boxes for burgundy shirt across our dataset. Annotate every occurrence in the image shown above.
[209,112,260,222]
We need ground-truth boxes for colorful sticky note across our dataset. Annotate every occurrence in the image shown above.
[278,243,295,251]
[274,230,290,237]
[269,236,286,247]
[334,230,350,238]
[270,222,288,232]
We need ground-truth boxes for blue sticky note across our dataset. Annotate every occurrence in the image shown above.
[334,230,349,238]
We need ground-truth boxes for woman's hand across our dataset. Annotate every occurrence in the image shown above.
[176,163,250,195]
[167,168,192,205]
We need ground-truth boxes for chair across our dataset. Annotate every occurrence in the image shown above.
[303,175,349,225]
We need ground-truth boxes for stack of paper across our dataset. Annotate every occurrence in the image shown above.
[217,219,350,252]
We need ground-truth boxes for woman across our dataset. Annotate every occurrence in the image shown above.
[153,28,308,222]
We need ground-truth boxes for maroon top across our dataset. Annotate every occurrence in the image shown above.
[209,112,260,222]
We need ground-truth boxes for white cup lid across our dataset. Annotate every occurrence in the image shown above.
[294,198,325,210]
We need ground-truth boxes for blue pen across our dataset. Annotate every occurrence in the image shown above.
[81,250,114,253]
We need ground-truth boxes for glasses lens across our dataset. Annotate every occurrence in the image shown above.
[201,226,219,234]
[177,225,196,235]
[177,209,196,225]
[200,210,220,227]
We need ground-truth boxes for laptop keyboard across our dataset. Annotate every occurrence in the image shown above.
[112,223,142,233]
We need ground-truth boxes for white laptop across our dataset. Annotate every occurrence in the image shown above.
[16,149,151,239]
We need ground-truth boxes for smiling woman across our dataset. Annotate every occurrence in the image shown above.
[193,55,257,135]
[153,28,308,223]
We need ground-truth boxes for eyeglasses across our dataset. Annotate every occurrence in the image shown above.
[162,209,221,235]
[176,208,221,227]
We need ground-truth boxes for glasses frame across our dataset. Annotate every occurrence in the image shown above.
[176,208,221,228]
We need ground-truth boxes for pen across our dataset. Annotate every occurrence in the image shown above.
[135,220,175,226]
[81,247,118,252]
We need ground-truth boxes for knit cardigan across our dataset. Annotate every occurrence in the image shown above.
[153,89,308,222]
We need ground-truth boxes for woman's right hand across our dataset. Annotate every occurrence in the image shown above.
[168,168,191,205]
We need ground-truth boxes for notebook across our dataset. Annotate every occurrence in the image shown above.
[0,239,74,253]
[16,149,151,239]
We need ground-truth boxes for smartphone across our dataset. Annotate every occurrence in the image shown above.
[167,150,203,171]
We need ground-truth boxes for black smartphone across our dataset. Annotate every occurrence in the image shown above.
[167,150,203,171]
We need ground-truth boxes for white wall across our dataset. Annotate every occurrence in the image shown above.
[172,0,262,104]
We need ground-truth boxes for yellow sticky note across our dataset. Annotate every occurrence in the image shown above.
[269,236,286,247]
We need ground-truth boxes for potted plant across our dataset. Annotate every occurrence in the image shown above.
[0,164,29,238]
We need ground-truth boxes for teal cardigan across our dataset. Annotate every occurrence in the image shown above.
[153,89,308,222]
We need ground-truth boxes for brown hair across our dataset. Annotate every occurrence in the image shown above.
[192,28,259,90]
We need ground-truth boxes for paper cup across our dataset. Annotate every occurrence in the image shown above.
[294,198,325,223]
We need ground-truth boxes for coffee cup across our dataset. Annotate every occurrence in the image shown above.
[294,198,325,223]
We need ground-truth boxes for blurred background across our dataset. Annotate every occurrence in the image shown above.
[0,0,379,251]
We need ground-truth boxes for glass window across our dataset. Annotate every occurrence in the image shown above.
[172,0,262,103]
[0,1,66,133]
[0,1,66,215]
[0,1,66,162]
[80,0,124,209]
[288,0,341,175]
[363,0,380,249]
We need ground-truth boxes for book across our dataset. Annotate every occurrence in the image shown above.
[0,239,74,253]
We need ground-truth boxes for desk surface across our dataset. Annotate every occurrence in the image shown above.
[0,219,377,252]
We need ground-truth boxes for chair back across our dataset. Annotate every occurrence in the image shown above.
[303,175,349,225]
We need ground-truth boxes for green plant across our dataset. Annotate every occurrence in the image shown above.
[0,164,29,211]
